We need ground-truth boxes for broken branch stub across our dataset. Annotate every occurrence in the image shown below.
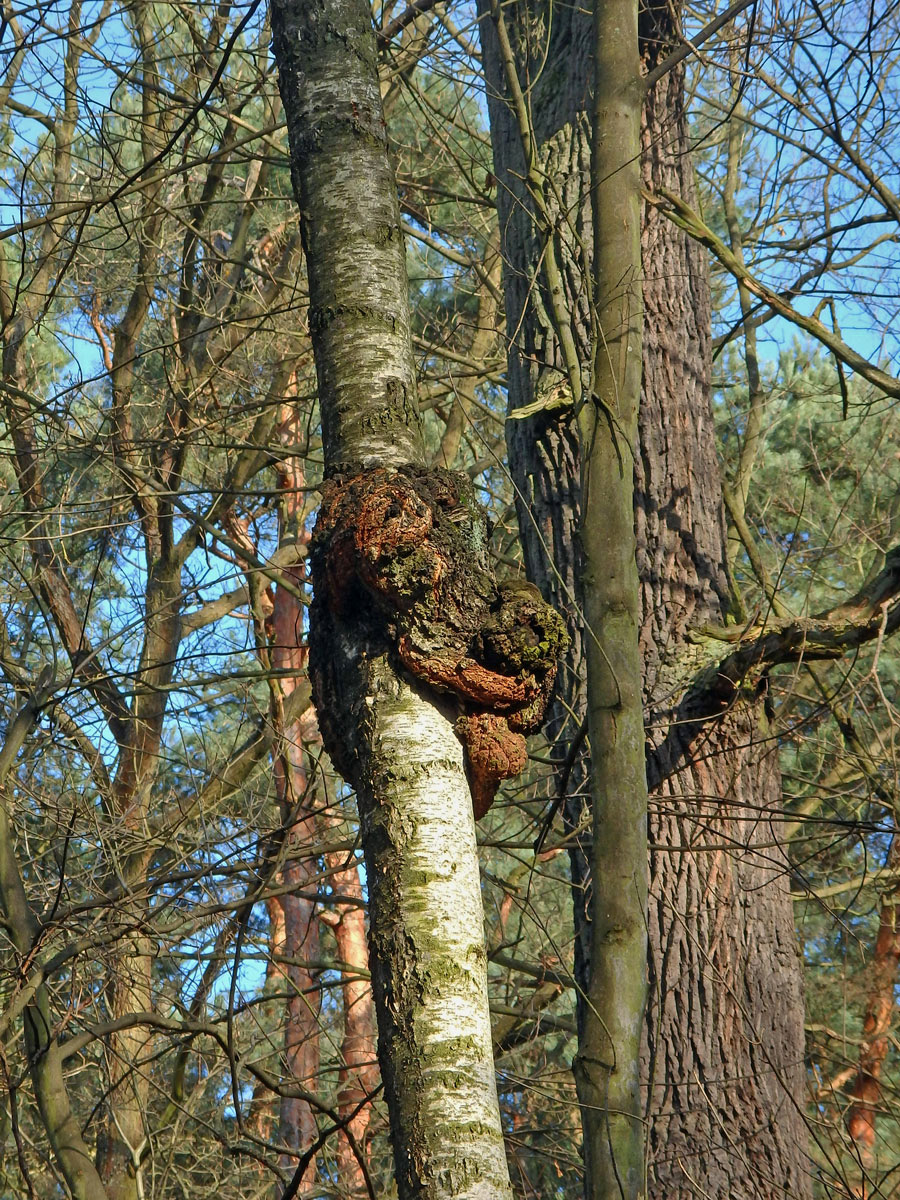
[309,466,568,815]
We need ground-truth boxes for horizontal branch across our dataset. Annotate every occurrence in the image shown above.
[651,547,900,787]
[643,0,755,91]
[378,0,441,46]
[792,867,900,903]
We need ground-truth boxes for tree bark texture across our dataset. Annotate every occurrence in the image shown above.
[270,527,321,1187]
[269,0,564,1193]
[638,41,808,1198]
[846,869,900,1182]
[322,839,378,1193]
[479,1,811,1196]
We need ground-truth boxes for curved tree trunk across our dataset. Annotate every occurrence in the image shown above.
[479,2,811,1196]
[270,0,524,1193]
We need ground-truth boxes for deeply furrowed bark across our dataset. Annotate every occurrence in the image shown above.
[638,47,809,1198]
[270,0,522,1193]
[479,1,811,1196]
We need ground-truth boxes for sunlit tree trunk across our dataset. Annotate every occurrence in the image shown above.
[271,568,321,1187]
[847,865,900,1185]
[270,425,323,1184]
[479,1,811,1195]
[270,0,522,1193]
[322,841,378,1192]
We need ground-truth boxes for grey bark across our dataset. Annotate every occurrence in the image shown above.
[478,1,811,1196]
[270,0,518,1194]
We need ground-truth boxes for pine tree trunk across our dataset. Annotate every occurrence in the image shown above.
[846,868,900,1185]
[638,49,809,1197]
[479,2,811,1195]
[271,578,321,1188]
[322,839,378,1193]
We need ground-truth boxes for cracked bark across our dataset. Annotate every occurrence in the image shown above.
[270,0,522,1193]
[479,1,811,1196]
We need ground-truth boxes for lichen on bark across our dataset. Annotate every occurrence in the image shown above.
[308,463,567,815]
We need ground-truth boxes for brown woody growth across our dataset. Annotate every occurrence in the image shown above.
[310,465,567,815]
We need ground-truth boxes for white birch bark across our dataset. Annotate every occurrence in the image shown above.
[360,670,512,1197]
[269,0,514,1193]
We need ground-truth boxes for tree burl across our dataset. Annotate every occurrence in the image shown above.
[309,465,567,815]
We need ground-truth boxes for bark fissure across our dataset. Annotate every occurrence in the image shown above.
[271,0,565,1193]
[479,1,812,1195]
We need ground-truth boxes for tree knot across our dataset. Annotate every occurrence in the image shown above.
[309,466,567,814]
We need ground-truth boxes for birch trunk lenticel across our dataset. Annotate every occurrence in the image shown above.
[269,1,565,1194]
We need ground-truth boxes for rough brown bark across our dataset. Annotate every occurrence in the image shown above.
[479,2,811,1196]
[477,0,592,1001]
[638,50,808,1199]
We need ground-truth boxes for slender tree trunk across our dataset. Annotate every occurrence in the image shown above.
[269,0,553,1192]
[268,436,322,1187]
[573,0,648,1192]
[272,598,321,1187]
[847,864,900,1185]
[101,927,153,1200]
[248,896,287,1145]
[479,1,811,1196]
[0,696,110,1200]
[322,841,378,1193]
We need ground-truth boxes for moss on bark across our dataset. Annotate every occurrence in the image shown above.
[309,464,567,815]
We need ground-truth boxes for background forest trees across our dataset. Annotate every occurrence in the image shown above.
[1,0,900,1198]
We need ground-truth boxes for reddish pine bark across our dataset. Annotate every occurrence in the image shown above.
[847,881,900,1162]
[271,432,322,1185]
[321,844,378,1192]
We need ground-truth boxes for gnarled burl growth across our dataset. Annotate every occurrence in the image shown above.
[309,465,567,816]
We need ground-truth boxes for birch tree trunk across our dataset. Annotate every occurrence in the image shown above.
[269,0,566,1193]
